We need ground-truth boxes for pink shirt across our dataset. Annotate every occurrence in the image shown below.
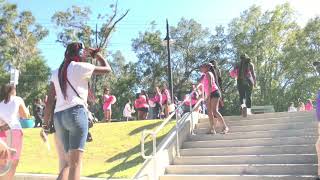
[305,102,313,111]
[201,72,218,95]
[134,95,149,109]
[161,89,171,105]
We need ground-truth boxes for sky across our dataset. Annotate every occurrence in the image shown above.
[8,0,320,70]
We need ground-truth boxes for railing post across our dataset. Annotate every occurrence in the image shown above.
[190,98,194,135]
[175,117,180,157]
[152,133,157,180]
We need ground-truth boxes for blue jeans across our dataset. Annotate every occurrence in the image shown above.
[54,105,88,152]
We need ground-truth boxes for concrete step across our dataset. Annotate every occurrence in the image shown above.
[180,145,316,156]
[173,154,317,165]
[214,112,315,121]
[197,116,315,128]
[160,174,316,180]
[183,136,317,148]
[189,128,317,141]
[165,164,317,175]
[194,122,316,134]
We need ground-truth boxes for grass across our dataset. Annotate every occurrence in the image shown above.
[17,120,176,178]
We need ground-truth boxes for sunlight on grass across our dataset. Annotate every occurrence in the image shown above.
[17,120,176,178]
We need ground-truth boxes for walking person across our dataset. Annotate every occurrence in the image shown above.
[230,54,256,117]
[198,63,229,134]
[43,42,112,180]
[0,84,30,180]
[210,60,224,110]
[33,98,44,128]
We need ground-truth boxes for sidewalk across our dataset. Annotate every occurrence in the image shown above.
[15,173,128,180]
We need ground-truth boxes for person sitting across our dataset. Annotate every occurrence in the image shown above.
[298,102,305,112]
[305,99,314,111]
[288,102,297,112]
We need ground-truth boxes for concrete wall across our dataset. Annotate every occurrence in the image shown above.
[133,112,202,180]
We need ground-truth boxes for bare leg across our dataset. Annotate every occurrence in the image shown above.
[68,150,83,180]
[211,97,229,133]
[206,99,216,134]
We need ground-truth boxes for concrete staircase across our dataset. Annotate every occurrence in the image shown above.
[160,112,318,180]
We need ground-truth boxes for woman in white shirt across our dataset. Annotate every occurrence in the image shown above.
[0,84,29,180]
[43,42,112,180]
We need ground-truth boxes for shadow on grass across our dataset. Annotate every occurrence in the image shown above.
[128,120,162,136]
[87,134,166,178]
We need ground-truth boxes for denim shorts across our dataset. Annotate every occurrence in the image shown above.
[54,105,88,152]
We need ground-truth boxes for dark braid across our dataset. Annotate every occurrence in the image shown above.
[58,42,83,99]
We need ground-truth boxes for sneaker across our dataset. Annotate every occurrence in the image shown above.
[247,108,252,115]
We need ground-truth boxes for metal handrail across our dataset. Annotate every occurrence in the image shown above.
[140,86,205,180]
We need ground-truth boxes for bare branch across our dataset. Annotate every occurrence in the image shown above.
[99,8,130,49]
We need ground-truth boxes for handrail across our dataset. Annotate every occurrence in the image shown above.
[140,86,205,180]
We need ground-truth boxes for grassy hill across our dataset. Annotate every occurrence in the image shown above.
[17,120,175,178]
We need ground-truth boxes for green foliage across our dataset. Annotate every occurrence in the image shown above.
[132,3,320,115]
[0,1,50,107]
[17,56,51,106]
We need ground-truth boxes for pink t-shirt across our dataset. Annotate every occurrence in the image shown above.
[161,89,171,105]
[305,102,313,111]
[134,95,149,109]
[201,72,218,96]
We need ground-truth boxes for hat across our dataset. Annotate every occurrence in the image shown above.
[313,61,320,66]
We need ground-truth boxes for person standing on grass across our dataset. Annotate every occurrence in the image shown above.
[103,88,116,122]
[230,54,256,117]
[33,98,44,128]
[161,84,172,118]
[43,42,112,180]
[134,91,149,120]
[0,84,30,180]
[198,63,229,134]
[150,86,162,119]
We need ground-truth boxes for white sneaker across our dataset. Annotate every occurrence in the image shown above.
[247,108,252,115]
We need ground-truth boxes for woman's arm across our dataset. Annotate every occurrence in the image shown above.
[43,82,56,127]
[19,100,29,119]
[92,53,112,75]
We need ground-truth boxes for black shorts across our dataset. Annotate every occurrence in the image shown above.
[210,90,221,98]
[138,107,149,113]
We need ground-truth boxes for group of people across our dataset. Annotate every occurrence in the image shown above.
[0,40,318,180]
[288,99,314,112]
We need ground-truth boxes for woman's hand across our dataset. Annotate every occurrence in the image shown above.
[85,48,101,58]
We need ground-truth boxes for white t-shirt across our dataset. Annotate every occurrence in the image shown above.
[0,96,24,129]
[51,61,95,113]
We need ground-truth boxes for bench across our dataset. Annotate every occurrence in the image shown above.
[251,105,275,114]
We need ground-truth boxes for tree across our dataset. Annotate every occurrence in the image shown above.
[0,1,48,68]
[0,1,50,107]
